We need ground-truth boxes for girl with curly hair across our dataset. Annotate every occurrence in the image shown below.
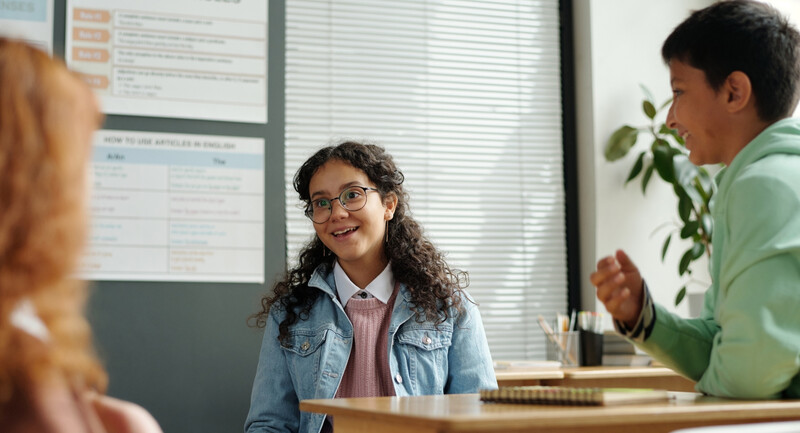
[246,141,496,433]
[0,38,161,433]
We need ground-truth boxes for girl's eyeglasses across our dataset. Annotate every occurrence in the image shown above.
[305,186,379,224]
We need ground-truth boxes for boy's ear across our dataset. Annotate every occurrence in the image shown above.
[723,71,753,114]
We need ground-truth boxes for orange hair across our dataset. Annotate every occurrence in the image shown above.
[0,38,107,408]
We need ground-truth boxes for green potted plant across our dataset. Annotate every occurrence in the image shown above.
[604,86,715,306]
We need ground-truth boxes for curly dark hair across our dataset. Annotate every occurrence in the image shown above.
[251,141,468,345]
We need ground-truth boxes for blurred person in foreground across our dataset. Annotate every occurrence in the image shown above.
[0,38,162,432]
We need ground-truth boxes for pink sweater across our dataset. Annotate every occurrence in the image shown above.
[335,289,399,398]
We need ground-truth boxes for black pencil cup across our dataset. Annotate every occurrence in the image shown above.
[579,330,604,366]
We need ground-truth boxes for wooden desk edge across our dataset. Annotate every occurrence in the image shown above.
[494,370,564,381]
[492,366,683,380]
[300,393,800,432]
[561,366,683,378]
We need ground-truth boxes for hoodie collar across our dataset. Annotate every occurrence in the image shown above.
[717,117,800,198]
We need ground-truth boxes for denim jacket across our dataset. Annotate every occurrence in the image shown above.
[245,264,497,433]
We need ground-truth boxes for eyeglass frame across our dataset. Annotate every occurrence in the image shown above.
[304,186,380,224]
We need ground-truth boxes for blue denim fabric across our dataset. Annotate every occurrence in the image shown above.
[245,264,497,433]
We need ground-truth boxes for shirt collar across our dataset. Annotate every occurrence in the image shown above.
[10,299,49,341]
[334,261,394,308]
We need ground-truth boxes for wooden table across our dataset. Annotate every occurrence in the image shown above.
[495,365,697,392]
[300,392,800,433]
[493,368,564,385]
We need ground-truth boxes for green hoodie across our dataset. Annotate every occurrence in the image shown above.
[639,117,800,399]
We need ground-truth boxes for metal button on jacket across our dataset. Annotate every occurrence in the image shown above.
[394,374,403,384]
[423,336,432,345]
[301,341,310,351]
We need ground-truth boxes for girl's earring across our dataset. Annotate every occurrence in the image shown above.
[385,220,390,244]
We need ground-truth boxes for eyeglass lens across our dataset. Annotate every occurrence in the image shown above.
[307,186,369,223]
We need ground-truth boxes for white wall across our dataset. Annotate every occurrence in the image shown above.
[768,0,800,118]
[574,0,715,325]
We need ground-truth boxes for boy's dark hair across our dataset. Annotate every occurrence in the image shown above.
[662,0,800,122]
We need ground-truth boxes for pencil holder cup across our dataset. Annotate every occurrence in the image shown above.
[579,330,604,366]
[545,331,580,367]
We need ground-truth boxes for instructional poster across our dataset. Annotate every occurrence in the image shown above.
[65,0,267,123]
[80,130,265,283]
[0,0,53,52]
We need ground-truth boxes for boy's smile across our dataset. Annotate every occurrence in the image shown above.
[666,59,733,166]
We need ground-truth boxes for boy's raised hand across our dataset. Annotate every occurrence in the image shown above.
[590,249,644,329]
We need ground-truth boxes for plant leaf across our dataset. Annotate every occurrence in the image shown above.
[605,125,639,161]
[626,152,645,184]
[691,241,705,259]
[697,166,714,193]
[694,170,714,206]
[679,248,693,275]
[661,234,672,261]
[643,100,657,119]
[680,220,700,239]
[701,212,713,239]
[639,84,656,106]
[678,192,692,223]
[663,126,685,146]
[673,154,698,187]
[659,98,673,111]
[642,164,655,194]
[652,139,675,183]
[675,286,687,306]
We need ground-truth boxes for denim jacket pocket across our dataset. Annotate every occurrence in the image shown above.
[394,325,453,394]
[281,329,327,395]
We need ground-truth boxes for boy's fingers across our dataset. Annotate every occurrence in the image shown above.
[595,273,625,303]
[615,249,637,272]
[595,255,617,270]
[589,270,605,286]
[591,257,621,286]
[604,286,636,319]
[590,268,618,287]
[601,287,629,315]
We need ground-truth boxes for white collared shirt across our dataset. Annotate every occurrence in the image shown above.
[10,298,50,341]
[333,261,394,308]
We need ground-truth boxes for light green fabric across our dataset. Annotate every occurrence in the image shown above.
[638,117,800,399]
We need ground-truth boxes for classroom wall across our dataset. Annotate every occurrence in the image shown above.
[51,1,788,430]
[70,1,287,432]
[769,1,800,119]
[573,0,715,324]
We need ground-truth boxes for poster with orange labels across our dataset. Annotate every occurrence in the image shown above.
[66,0,267,123]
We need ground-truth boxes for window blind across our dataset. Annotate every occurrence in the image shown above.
[285,0,567,360]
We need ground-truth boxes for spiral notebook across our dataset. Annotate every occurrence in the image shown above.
[479,386,669,406]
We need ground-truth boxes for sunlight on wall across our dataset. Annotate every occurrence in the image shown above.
[765,0,800,117]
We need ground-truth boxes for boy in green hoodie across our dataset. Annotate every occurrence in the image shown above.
[591,0,800,399]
